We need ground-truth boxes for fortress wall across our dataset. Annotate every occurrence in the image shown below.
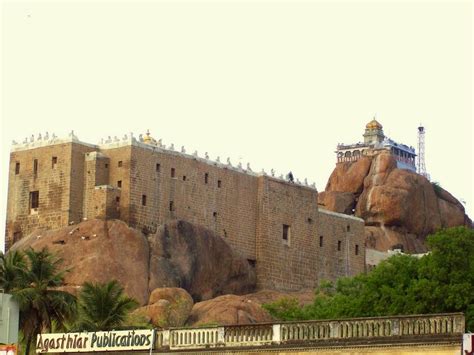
[256,177,320,291]
[99,146,133,224]
[6,143,76,248]
[123,145,258,259]
[317,209,366,279]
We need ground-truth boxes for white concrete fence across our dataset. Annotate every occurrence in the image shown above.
[154,313,465,351]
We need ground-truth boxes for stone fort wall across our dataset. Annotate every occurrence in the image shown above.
[5,133,366,291]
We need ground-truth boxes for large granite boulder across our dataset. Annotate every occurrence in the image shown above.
[186,294,273,326]
[134,287,193,327]
[11,219,150,304]
[322,151,471,252]
[148,220,256,301]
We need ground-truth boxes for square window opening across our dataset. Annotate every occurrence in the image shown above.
[217,180,222,188]
[142,195,147,206]
[15,162,20,175]
[337,240,342,251]
[169,201,174,211]
[118,161,123,167]
[355,244,359,255]
[117,180,122,188]
[347,225,350,232]
[171,168,175,178]
[33,159,38,175]
[182,176,186,181]
[156,163,161,172]
[204,173,209,184]
[52,156,58,168]
[319,236,324,247]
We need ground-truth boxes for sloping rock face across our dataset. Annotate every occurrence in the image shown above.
[149,220,256,301]
[186,294,273,327]
[320,151,471,253]
[11,219,150,304]
[12,219,256,305]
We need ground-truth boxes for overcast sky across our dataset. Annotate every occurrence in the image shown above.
[1,0,472,249]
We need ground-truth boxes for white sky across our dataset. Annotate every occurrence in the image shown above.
[1,0,473,249]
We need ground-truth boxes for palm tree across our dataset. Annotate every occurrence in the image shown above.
[6,248,76,354]
[75,280,138,331]
[0,250,27,292]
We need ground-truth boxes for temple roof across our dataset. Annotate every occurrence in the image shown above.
[366,119,383,130]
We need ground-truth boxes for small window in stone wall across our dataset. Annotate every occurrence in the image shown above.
[355,244,359,255]
[52,156,58,168]
[337,240,342,251]
[13,232,21,243]
[182,176,186,181]
[15,162,20,175]
[171,168,175,178]
[142,195,147,206]
[30,191,39,210]
[319,236,324,247]
[205,173,209,184]
[33,159,38,175]
[118,161,123,167]
[115,196,120,203]
[347,225,350,232]
[217,180,222,188]
[105,163,109,168]
[117,180,122,188]
[156,163,161,172]
[282,224,290,244]
[169,201,174,211]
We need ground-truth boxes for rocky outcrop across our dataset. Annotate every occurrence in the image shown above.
[186,294,273,327]
[149,220,256,301]
[320,151,471,253]
[11,219,151,304]
[134,287,193,327]
[12,219,256,305]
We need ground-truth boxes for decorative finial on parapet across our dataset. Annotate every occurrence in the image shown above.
[69,130,77,140]
[37,133,42,140]
[311,182,316,188]
[296,178,301,184]
[23,137,28,144]
[114,136,119,142]
[181,146,186,153]
[226,157,232,166]
[122,134,128,140]
[304,178,308,185]
[169,143,174,151]
[138,134,143,142]
[205,152,209,159]
[44,132,49,140]
[52,133,57,139]
[238,162,243,169]
[216,156,220,163]
[12,140,18,145]
[271,169,275,177]
[100,138,104,144]
[246,163,252,171]
[30,135,34,142]
[261,169,267,176]
[279,174,284,179]
[106,136,112,143]
[193,150,198,157]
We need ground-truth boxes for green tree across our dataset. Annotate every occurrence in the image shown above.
[74,280,138,331]
[264,226,474,331]
[1,248,76,354]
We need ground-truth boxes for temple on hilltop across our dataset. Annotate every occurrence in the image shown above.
[336,119,416,171]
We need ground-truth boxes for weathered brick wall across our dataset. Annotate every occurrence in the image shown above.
[256,177,320,290]
[316,209,366,279]
[6,143,74,249]
[6,138,367,291]
[83,152,111,220]
[112,145,258,259]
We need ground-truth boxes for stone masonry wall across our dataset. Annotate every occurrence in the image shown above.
[6,143,76,249]
[6,138,366,291]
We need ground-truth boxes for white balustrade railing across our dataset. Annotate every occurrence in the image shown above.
[154,313,464,351]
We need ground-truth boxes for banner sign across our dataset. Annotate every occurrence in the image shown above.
[36,329,154,353]
[464,333,474,355]
[0,345,16,355]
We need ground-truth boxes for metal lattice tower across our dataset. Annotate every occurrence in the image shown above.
[417,125,429,179]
